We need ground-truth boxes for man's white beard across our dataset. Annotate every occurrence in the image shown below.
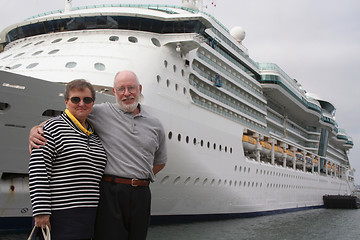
[116,98,138,113]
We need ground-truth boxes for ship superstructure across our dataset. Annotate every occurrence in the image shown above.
[0,0,354,230]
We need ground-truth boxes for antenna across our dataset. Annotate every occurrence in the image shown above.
[65,0,72,13]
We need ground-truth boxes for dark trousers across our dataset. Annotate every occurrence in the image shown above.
[94,180,151,240]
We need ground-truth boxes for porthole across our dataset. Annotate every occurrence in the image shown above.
[168,131,172,139]
[128,36,138,43]
[177,134,181,142]
[42,109,62,117]
[166,79,170,87]
[67,37,78,42]
[48,49,60,55]
[34,40,45,46]
[151,38,161,47]
[164,60,168,68]
[207,142,210,148]
[194,178,200,185]
[1,54,12,60]
[32,51,43,56]
[173,176,181,184]
[173,65,176,73]
[235,166,237,171]
[14,52,25,58]
[65,62,77,68]
[22,43,32,48]
[26,63,39,69]
[0,102,10,111]
[157,75,161,83]
[213,143,216,150]
[186,136,189,143]
[193,138,197,145]
[200,140,204,147]
[11,64,22,70]
[219,145,222,151]
[203,178,208,186]
[184,177,191,185]
[160,175,169,184]
[94,63,105,71]
[109,36,119,41]
[183,87,187,95]
[175,84,178,91]
[181,69,185,76]
[51,38,62,43]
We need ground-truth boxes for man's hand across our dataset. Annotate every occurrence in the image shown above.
[29,125,46,153]
[34,214,51,230]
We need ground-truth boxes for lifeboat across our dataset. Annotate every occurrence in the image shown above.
[242,135,257,151]
[274,146,284,158]
[286,150,294,161]
[260,141,271,155]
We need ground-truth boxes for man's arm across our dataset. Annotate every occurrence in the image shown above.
[153,163,166,175]
[28,121,47,153]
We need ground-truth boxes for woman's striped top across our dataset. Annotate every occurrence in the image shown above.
[29,113,107,216]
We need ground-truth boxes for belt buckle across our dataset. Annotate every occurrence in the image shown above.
[131,179,139,187]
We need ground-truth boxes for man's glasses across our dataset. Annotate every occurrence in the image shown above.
[115,86,138,94]
[69,97,94,104]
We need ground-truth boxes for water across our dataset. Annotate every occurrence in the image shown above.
[1,209,360,240]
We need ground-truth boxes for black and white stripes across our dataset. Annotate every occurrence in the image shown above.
[29,113,107,216]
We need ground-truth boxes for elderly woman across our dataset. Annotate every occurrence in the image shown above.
[28,79,107,240]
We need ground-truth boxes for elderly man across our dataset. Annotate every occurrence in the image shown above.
[30,70,167,240]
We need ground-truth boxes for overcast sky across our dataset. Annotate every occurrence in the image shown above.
[1,0,359,183]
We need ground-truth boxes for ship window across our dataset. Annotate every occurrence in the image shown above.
[151,38,161,47]
[173,65,176,73]
[193,138,197,145]
[67,37,78,42]
[26,63,39,69]
[11,64,22,69]
[207,142,210,148]
[42,109,62,117]
[200,140,204,147]
[157,75,161,83]
[22,43,32,48]
[94,63,105,71]
[52,38,62,43]
[48,49,60,55]
[0,102,10,111]
[186,136,189,143]
[34,40,45,46]
[166,79,170,87]
[32,50,43,56]
[175,84,178,91]
[109,36,119,41]
[128,36,138,43]
[164,60,168,68]
[213,143,216,150]
[177,134,181,142]
[181,69,185,76]
[14,52,25,58]
[183,87,187,95]
[1,54,12,59]
[168,131,172,139]
[65,62,77,68]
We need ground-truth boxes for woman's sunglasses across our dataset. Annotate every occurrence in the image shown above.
[69,97,94,104]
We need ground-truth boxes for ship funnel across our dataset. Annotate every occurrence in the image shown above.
[65,0,72,13]
[182,0,203,11]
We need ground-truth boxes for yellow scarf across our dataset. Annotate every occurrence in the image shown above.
[64,109,93,136]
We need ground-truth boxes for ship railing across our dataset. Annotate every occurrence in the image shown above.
[197,51,263,99]
[192,64,267,112]
[189,77,266,124]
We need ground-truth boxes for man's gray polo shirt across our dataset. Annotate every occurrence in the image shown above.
[88,102,167,182]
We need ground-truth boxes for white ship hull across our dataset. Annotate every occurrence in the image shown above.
[0,2,354,230]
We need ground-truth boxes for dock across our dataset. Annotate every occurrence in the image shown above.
[323,195,360,209]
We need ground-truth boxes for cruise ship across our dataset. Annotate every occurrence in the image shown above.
[0,0,355,231]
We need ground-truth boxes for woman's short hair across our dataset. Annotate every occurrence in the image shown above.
[64,79,96,100]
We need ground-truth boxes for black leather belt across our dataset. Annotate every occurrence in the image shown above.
[102,176,150,187]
